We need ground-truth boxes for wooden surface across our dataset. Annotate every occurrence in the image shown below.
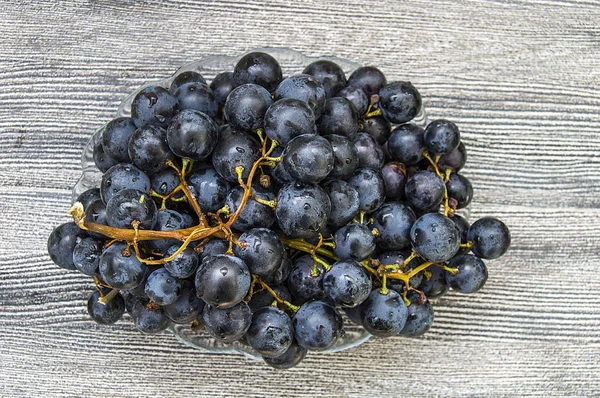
[1,1,599,396]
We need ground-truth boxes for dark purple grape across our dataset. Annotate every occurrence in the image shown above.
[210,71,236,109]
[333,223,376,261]
[131,299,170,333]
[99,242,147,290]
[419,265,449,298]
[347,168,386,213]
[348,66,387,97]
[400,291,434,337]
[233,52,283,92]
[164,280,204,324]
[73,237,104,276]
[324,134,359,181]
[195,254,251,309]
[323,180,360,228]
[446,173,473,209]
[93,139,118,173]
[131,86,179,128]
[105,189,157,230]
[275,182,331,239]
[224,83,273,132]
[165,245,199,279]
[170,71,207,93]
[405,171,445,211]
[100,163,151,204]
[263,341,307,369]
[353,132,385,170]
[150,167,180,197]
[317,97,359,140]
[293,300,343,351]
[467,217,511,260]
[144,267,182,306]
[387,123,425,166]
[47,222,87,271]
[275,74,326,118]
[323,260,371,307]
[438,141,467,172]
[198,239,229,262]
[446,254,488,293]
[451,214,471,255]
[174,82,218,119]
[76,188,101,211]
[338,86,369,115]
[128,125,175,175]
[101,117,136,162]
[188,166,231,213]
[202,301,252,342]
[225,185,276,232]
[234,228,284,280]
[87,290,125,325]
[246,307,294,358]
[378,81,421,124]
[282,134,334,183]
[166,109,218,160]
[424,119,460,155]
[264,98,316,145]
[360,116,391,145]
[381,162,407,200]
[359,288,407,337]
[369,202,416,250]
[286,255,326,302]
[410,213,460,263]
[211,129,261,182]
[248,285,292,312]
[302,60,346,98]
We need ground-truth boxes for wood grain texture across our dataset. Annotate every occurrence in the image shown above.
[1,0,599,396]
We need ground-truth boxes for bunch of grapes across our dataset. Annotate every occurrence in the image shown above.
[48,52,510,369]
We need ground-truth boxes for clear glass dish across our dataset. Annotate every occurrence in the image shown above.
[73,47,434,360]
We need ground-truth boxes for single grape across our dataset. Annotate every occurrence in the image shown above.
[198,239,229,262]
[211,129,261,182]
[93,138,119,173]
[353,132,385,170]
[234,228,284,280]
[187,166,231,213]
[128,125,175,175]
[378,81,421,124]
[381,162,407,200]
[105,189,157,230]
[266,249,293,285]
[76,188,101,211]
[347,168,386,213]
[195,254,251,309]
[369,202,416,250]
[233,51,283,92]
[337,86,369,115]
[316,97,359,140]
[419,265,449,298]
[144,267,182,306]
[246,306,294,358]
[100,163,151,204]
[333,223,376,261]
[445,254,488,293]
[467,217,511,259]
[174,82,218,118]
[101,117,136,162]
[446,173,473,209]
[98,242,147,290]
[275,182,331,239]
[293,300,343,351]
[150,167,180,197]
[164,245,199,279]
[410,213,460,263]
[282,134,334,183]
[348,66,387,97]
[131,299,170,333]
[302,60,346,98]
[225,185,276,232]
[166,109,218,160]
[87,290,125,325]
[387,123,426,166]
[323,260,372,307]
[360,116,391,145]
[400,291,434,337]
[170,71,207,93]
[73,237,104,276]
[359,288,407,337]
[286,255,326,302]
[224,83,273,132]
[131,86,179,128]
[263,98,316,145]
[324,134,359,181]
[405,171,445,211]
[263,341,307,370]
[274,74,326,118]
[323,180,360,228]
[47,222,87,271]
[424,119,460,155]
[438,141,467,172]
[163,280,204,324]
[209,71,236,109]
[202,301,253,342]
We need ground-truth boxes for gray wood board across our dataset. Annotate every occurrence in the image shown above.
[1,1,599,396]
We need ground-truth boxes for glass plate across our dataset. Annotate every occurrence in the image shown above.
[73,47,435,361]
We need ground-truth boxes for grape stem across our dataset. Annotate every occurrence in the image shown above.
[253,275,300,314]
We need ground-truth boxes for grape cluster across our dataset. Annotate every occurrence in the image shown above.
[48,52,510,369]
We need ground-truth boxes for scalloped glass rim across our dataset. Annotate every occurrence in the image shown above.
[72,47,443,361]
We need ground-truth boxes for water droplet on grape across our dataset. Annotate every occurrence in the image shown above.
[156,115,166,123]
[220,267,228,276]
[236,147,245,153]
